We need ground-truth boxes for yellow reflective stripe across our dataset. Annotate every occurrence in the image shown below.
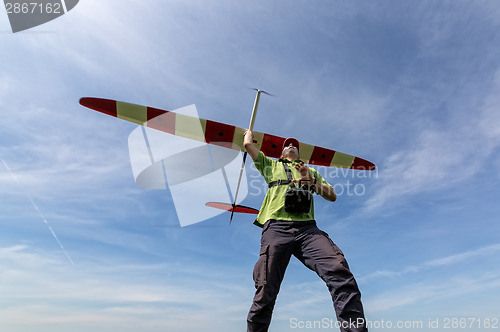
[330,151,355,168]
[251,131,265,151]
[233,126,246,151]
[174,113,206,142]
[298,143,314,164]
[116,101,147,125]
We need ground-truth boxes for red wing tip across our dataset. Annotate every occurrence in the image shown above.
[79,97,118,117]
[352,157,376,171]
[79,97,97,106]
[79,97,114,107]
[351,165,376,171]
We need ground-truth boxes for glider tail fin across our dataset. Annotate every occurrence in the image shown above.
[205,202,259,217]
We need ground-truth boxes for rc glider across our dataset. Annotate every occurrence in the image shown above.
[79,91,375,222]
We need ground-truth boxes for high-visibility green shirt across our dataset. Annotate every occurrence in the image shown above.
[253,151,334,227]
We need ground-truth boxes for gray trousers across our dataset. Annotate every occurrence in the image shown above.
[247,220,367,332]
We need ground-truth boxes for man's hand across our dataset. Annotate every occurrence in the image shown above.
[244,130,260,161]
[293,162,314,183]
[243,130,253,146]
[293,162,336,202]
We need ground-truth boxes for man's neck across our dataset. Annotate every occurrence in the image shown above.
[283,153,299,162]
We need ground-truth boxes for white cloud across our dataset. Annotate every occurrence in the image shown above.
[359,242,500,283]
[364,271,500,313]
[364,65,500,211]
[2,2,500,330]
[478,69,500,145]
[0,244,250,332]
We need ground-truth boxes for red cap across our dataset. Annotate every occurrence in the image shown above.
[282,137,300,151]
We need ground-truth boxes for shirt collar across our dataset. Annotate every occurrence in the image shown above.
[279,158,303,165]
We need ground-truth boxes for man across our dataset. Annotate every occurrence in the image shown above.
[244,131,368,332]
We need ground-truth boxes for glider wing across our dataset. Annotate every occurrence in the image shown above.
[79,97,375,170]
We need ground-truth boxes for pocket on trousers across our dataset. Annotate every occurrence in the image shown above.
[320,230,345,257]
[253,244,270,286]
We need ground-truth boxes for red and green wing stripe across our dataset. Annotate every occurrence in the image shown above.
[79,97,375,170]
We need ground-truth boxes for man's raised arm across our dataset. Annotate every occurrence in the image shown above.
[243,130,260,161]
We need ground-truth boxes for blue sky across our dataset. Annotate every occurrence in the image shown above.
[1,1,500,331]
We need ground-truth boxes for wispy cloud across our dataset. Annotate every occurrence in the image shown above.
[0,244,251,332]
[364,271,500,313]
[1,158,73,264]
[359,242,500,313]
[2,1,500,330]
[359,242,500,283]
[364,64,500,211]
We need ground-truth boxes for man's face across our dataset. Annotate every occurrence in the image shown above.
[282,143,299,158]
